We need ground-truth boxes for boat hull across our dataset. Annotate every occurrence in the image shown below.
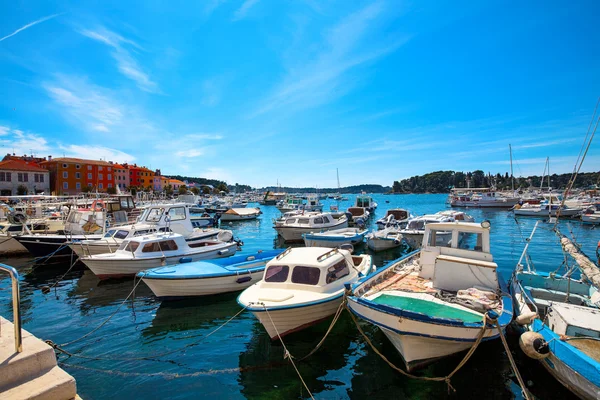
[83,244,238,279]
[143,270,264,298]
[275,220,348,242]
[249,295,343,339]
[14,234,102,258]
[0,236,29,256]
[366,236,402,252]
[347,296,505,371]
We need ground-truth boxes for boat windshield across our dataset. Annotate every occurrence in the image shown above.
[145,208,164,222]
[291,266,320,285]
[326,259,350,284]
[264,265,289,282]
[102,229,117,238]
[118,240,140,252]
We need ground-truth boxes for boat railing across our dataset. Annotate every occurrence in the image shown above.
[317,248,339,262]
[0,263,22,353]
[276,247,292,260]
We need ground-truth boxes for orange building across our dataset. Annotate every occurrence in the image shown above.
[41,157,116,195]
[127,164,155,189]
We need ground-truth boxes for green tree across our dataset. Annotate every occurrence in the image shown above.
[82,185,92,193]
[190,187,200,195]
[16,185,28,195]
[165,185,173,196]
[202,186,211,194]
[178,185,188,195]
[106,186,117,195]
[216,183,229,193]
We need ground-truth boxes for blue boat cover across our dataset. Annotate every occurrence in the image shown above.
[140,249,283,279]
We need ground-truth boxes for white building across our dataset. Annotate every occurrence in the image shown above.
[0,159,50,196]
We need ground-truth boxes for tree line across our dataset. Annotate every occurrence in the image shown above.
[391,170,600,194]
[260,184,391,194]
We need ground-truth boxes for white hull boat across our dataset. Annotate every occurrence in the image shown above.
[348,221,513,371]
[275,213,348,242]
[238,247,374,339]
[303,228,367,248]
[140,250,282,298]
[81,233,239,279]
[219,207,262,222]
[366,227,404,252]
[513,203,581,218]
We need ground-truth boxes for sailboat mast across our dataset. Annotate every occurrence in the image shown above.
[509,144,514,192]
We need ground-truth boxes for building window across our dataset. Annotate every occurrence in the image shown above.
[76,182,81,189]
[62,163,68,168]
[99,166,103,171]
[0,172,5,181]
[108,183,112,188]
[63,171,68,179]
[76,164,81,169]
[76,172,81,179]
[88,173,92,179]
[88,165,92,170]
[39,174,44,182]
[98,173,103,180]
[108,174,112,180]
[6,172,11,182]
[34,174,39,182]
[88,183,92,187]
[108,167,111,172]
[98,183,103,189]
[63,182,68,189]
[17,173,23,182]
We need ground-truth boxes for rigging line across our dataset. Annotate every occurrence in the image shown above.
[572,97,600,176]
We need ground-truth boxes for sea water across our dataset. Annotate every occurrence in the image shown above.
[0,193,591,399]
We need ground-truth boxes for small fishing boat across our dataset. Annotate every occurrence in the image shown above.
[354,194,378,213]
[582,205,600,224]
[399,214,455,249]
[375,208,411,230]
[348,221,513,371]
[139,249,283,299]
[274,212,348,242]
[81,232,239,279]
[510,224,600,400]
[302,227,367,248]
[219,207,262,222]
[304,195,324,212]
[238,247,374,339]
[365,226,404,252]
[346,207,369,227]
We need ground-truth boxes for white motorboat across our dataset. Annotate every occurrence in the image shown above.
[435,210,474,222]
[347,221,513,371]
[69,203,230,257]
[513,203,582,218]
[399,214,455,249]
[238,247,374,339]
[354,194,378,213]
[140,249,283,298]
[274,212,348,242]
[375,209,411,230]
[366,226,404,252]
[448,188,520,208]
[219,207,262,222]
[303,227,367,248]
[81,232,239,279]
[276,196,305,212]
[582,205,600,224]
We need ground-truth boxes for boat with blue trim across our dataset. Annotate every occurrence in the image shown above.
[237,247,374,339]
[139,249,283,299]
[347,220,513,371]
[302,227,367,248]
[510,223,600,399]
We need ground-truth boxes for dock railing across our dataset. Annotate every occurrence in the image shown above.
[0,264,22,353]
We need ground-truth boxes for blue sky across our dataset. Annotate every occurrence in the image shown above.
[0,1,598,188]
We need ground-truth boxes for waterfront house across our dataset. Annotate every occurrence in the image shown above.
[41,157,116,195]
[0,159,50,195]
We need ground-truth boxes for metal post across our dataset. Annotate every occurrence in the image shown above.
[0,264,22,353]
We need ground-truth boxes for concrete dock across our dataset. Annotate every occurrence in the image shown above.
[0,316,78,400]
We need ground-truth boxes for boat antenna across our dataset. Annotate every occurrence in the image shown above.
[509,144,514,193]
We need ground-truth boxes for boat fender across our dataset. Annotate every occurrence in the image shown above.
[179,257,192,263]
[519,331,550,359]
[160,256,167,266]
[515,311,538,326]
[236,276,252,284]
[218,249,230,255]
[339,243,354,253]
[393,239,401,245]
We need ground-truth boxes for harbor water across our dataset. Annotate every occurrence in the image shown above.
[1,193,594,399]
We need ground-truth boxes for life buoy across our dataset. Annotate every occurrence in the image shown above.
[91,200,105,212]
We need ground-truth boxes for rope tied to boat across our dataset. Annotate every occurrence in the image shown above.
[346,301,491,394]
[260,303,315,400]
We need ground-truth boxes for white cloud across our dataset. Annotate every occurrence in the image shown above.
[58,144,135,163]
[79,27,158,93]
[232,0,260,21]
[43,76,124,132]
[0,13,63,42]
[254,2,408,116]
[186,133,223,140]
[0,126,10,136]
[0,128,51,157]
[175,149,204,158]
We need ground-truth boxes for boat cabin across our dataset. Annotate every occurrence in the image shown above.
[281,212,342,228]
[418,222,498,292]
[261,247,363,293]
[137,203,197,236]
[355,195,376,210]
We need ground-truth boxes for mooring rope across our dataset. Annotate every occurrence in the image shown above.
[295,298,346,362]
[261,304,315,400]
[493,319,532,400]
[346,303,489,393]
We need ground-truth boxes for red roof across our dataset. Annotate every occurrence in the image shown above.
[0,159,48,172]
